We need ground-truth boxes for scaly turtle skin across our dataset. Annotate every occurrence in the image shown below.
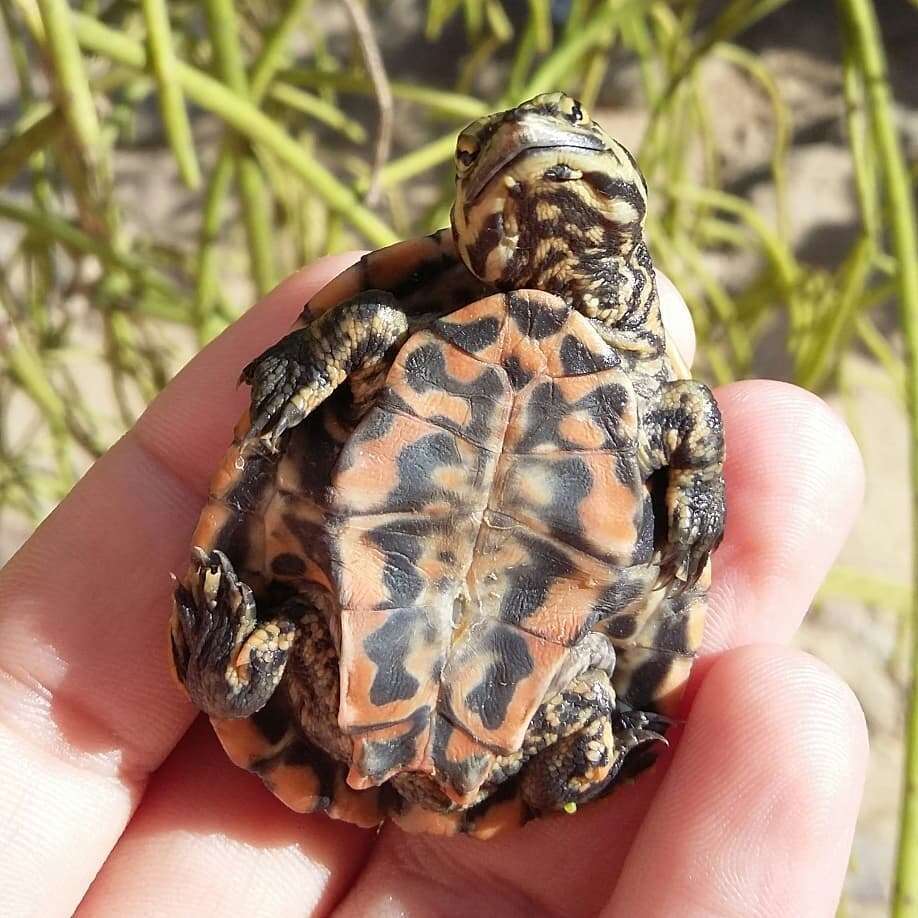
[170,92,725,837]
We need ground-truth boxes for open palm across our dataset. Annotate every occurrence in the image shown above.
[0,256,867,917]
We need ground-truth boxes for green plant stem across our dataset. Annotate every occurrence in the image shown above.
[194,152,236,341]
[66,12,397,247]
[235,154,276,295]
[249,0,312,99]
[5,334,73,489]
[457,34,500,94]
[0,0,32,91]
[0,196,185,313]
[857,313,907,403]
[141,0,201,189]
[507,13,538,102]
[837,0,918,911]
[528,0,552,53]
[426,0,463,39]
[653,0,793,118]
[379,131,457,189]
[193,0,314,337]
[675,232,752,373]
[715,42,791,240]
[35,0,102,159]
[484,0,513,43]
[269,82,366,142]
[621,5,659,106]
[841,18,880,246]
[0,106,64,186]
[35,0,116,235]
[283,69,489,120]
[462,0,483,36]
[669,184,800,287]
[797,235,873,391]
[1,0,52,203]
[522,1,631,98]
[204,0,275,296]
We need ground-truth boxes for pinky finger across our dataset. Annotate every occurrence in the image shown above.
[606,644,867,918]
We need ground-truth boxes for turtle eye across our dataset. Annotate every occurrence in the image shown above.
[455,138,480,174]
[559,95,588,125]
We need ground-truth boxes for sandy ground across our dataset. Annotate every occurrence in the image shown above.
[2,3,916,913]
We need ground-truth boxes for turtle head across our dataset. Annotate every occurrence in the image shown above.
[450,92,649,292]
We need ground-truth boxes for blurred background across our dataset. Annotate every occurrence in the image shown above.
[0,1,915,913]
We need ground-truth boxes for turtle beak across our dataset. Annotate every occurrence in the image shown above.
[463,118,606,203]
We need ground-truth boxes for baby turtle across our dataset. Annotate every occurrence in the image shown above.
[170,92,725,837]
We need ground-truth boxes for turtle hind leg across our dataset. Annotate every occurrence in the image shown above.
[518,670,666,813]
[171,547,295,719]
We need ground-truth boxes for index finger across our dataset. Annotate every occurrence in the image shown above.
[0,255,359,917]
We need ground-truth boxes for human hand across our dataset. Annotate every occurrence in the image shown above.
[0,257,867,917]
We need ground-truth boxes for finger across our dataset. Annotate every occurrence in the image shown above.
[332,381,863,917]
[702,380,865,655]
[607,645,867,917]
[0,255,360,917]
[78,719,372,917]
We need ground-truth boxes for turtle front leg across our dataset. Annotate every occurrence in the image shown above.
[519,669,666,813]
[242,291,408,445]
[639,380,726,589]
[171,548,296,719]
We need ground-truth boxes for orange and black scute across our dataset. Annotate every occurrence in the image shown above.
[336,292,653,790]
[175,289,703,837]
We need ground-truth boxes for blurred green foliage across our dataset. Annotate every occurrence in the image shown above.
[2,0,918,911]
[0,0,910,512]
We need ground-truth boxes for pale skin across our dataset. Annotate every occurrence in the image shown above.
[0,254,868,917]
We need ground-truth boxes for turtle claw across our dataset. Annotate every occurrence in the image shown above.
[173,549,249,658]
[171,548,294,719]
[240,294,408,446]
[241,334,315,444]
[660,472,725,590]
[608,709,672,784]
